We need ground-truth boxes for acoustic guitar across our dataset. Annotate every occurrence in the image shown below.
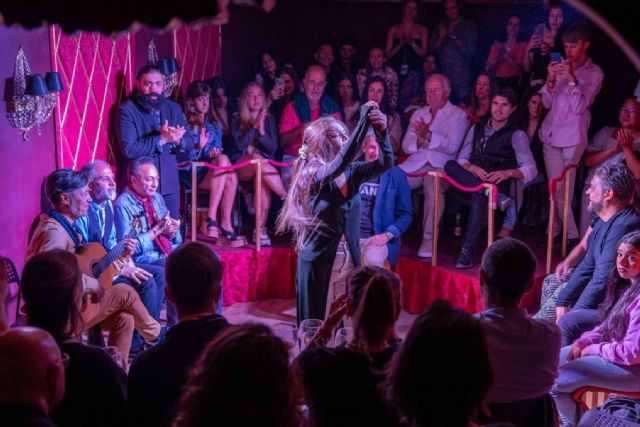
[76,217,142,320]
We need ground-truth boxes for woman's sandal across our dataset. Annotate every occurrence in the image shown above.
[201,217,219,238]
[216,227,247,248]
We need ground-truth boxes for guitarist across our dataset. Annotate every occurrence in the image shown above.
[115,157,182,326]
[76,160,166,353]
[26,168,163,367]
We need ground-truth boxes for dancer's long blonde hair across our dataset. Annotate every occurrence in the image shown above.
[276,117,348,250]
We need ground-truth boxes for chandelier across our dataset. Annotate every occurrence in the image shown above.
[5,47,64,141]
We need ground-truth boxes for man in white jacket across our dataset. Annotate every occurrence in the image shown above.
[400,73,468,258]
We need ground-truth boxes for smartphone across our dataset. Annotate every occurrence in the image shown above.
[550,51,562,63]
[275,78,284,89]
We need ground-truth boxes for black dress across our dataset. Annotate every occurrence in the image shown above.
[296,105,393,321]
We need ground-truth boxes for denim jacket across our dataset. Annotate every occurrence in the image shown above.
[114,189,182,264]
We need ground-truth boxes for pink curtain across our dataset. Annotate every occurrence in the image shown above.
[173,20,222,96]
[50,25,134,169]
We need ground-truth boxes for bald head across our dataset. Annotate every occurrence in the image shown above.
[0,327,65,412]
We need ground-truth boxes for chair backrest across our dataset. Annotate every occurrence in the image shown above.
[1,257,19,285]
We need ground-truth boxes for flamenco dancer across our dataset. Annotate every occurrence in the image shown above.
[277,101,393,322]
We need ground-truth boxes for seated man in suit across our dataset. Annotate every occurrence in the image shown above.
[358,133,412,268]
[115,156,182,325]
[76,160,165,352]
[26,168,162,367]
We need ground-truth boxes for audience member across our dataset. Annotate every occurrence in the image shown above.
[128,242,229,427]
[26,168,162,365]
[338,35,359,75]
[335,71,360,131]
[446,86,536,267]
[580,98,640,235]
[357,46,400,110]
[485,14,527,89]
[524,5,565,86]
[535,164,640,343]
[77,160,166,352]
[356,134,412,268]
[298,266,402,427]
[207,77,232,146]
[360,76,403,152]
[172,324,299,427]
[255,48,283,101]
[385,300,493,427]
[540,23,604,244]
[399,52,437,117]
[179,81,242,244]
[400,74,468,258]
[269,66,301,126]
[552,231,640,426]
[22,250,128,427]
[115,157,182,325]
[475,239,561,426]
[229,82,287,246]
[385,0,429,81]
[279,65,342,188]
[430,0,479,104]
[0,327,65,427]
[117,64,194,218]
[460,73,492,126]
[314,43,339,96]
[518,86,547,177]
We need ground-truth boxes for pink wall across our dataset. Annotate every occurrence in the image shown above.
[0,25,56,272]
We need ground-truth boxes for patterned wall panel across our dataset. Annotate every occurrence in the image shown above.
[50,25,134,169]
[173,20,222,96]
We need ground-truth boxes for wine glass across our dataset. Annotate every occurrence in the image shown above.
[301,330,317,350]
[334,327,353,347]
[298,319,323,351]
[273,322,299,357]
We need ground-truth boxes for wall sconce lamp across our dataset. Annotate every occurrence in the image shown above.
[5,47,64,140]
[147,40,180,98]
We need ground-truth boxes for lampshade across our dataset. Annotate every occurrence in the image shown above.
[26,74,49,96]
[167,57,180,74]
[45,72,64,92]
[157,59,171,75]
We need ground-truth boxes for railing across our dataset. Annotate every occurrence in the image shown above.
[405,170,497,267]
[190,159,293,251]
[546,165,578,274]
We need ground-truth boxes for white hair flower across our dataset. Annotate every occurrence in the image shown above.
[298,144,308,160]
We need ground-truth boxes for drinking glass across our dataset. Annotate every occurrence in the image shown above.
[334,327,353,347]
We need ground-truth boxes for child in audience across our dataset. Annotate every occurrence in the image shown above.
[552,231,640,426]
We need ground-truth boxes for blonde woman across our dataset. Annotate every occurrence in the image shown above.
[277,102,393,322]
[229,82,287,246]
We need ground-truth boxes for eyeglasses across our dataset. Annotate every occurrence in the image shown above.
[620,108,639,115]
[59,353,71,369]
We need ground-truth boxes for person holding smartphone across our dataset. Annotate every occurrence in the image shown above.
[539,23,604,247]
[523,5,565,86]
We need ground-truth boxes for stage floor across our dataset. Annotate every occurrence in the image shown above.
[194,225,560,322]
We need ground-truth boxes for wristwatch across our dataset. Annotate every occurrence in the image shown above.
[385,231,395,240]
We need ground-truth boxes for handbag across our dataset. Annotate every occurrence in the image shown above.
[577,397,640,427]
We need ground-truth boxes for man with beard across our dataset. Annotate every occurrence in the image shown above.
[76,160,166,352]
[118,64,195,218]
[534,164,640,345]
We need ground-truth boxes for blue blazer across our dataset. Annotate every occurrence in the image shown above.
[117,95,195,195]
[371,166,413,266]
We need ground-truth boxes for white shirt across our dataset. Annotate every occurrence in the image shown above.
[399,101,468,172]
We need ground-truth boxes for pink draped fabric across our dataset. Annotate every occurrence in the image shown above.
[49,25,134,169]
[173,21,221,95]
[219,247,297,306]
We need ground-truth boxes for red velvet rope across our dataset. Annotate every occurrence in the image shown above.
[191,159,295,172]
[405,171,498,206]
[548,164,578,199]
